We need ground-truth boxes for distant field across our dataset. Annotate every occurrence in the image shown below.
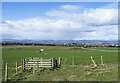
[87,47,118,52]
[2,46,118,81]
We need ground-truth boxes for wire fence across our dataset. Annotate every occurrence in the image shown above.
[2,55,118,81]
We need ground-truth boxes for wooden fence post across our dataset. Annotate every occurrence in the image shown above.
[64,57,66,65]
[56,57,58,67]
[52,58,54,68]
[59,57,61,67]
[52,57,54,70]
[90,56,97,67]
[16,61,18,74]
[22,59,25,70]
[41,58,42,66]
[21,59,22,70]
[33,67,35,74]
[37,59,38,68]
[101,56,103,65]
[72,56,74,65]
[5,63,8,81]
[53,57,57,68]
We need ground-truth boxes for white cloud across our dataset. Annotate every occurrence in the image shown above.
[2,5,118,40]
[74,25,118,40]
[83,8,117,25]
[47,8,118,26]
[60,5,79,10]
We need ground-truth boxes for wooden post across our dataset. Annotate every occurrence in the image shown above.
[52,57,54,70]
[33,67,35,74]
[101,56,103,65]
[54,58,56,68]
[16,61,18,74]
[64,57,66,65]
[72,56,74,65]
[59,57,61,67]
[22,59,25,70]
[37,59,38,68]
[41,58,42,67]
[52,58,54,67]
[21,59,22,70]
[90,56,97,67]
[5,63,8,81]
[30,58,33,69]
[55,58,58,67]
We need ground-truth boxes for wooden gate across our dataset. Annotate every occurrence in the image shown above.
[22,57,56,70]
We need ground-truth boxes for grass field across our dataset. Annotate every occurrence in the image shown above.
[87,47,119,52]
[2,46,118,81]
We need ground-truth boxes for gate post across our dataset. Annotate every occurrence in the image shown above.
[5,63,8,81]
[58,57,61,67]
[52,58,54,67]
[52,57,55,70]
[22,59,25,70]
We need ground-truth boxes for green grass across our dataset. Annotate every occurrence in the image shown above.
[2,48,118,66]
[10,65,118,81]
[2,46,118,81]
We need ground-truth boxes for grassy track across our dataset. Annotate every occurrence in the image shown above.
[2,46,118,81]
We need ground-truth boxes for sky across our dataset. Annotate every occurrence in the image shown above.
[1,2,118,40]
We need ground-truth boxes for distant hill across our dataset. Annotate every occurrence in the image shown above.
[1,39,118,43]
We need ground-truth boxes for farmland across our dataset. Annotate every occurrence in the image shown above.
[2,45,118,81]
